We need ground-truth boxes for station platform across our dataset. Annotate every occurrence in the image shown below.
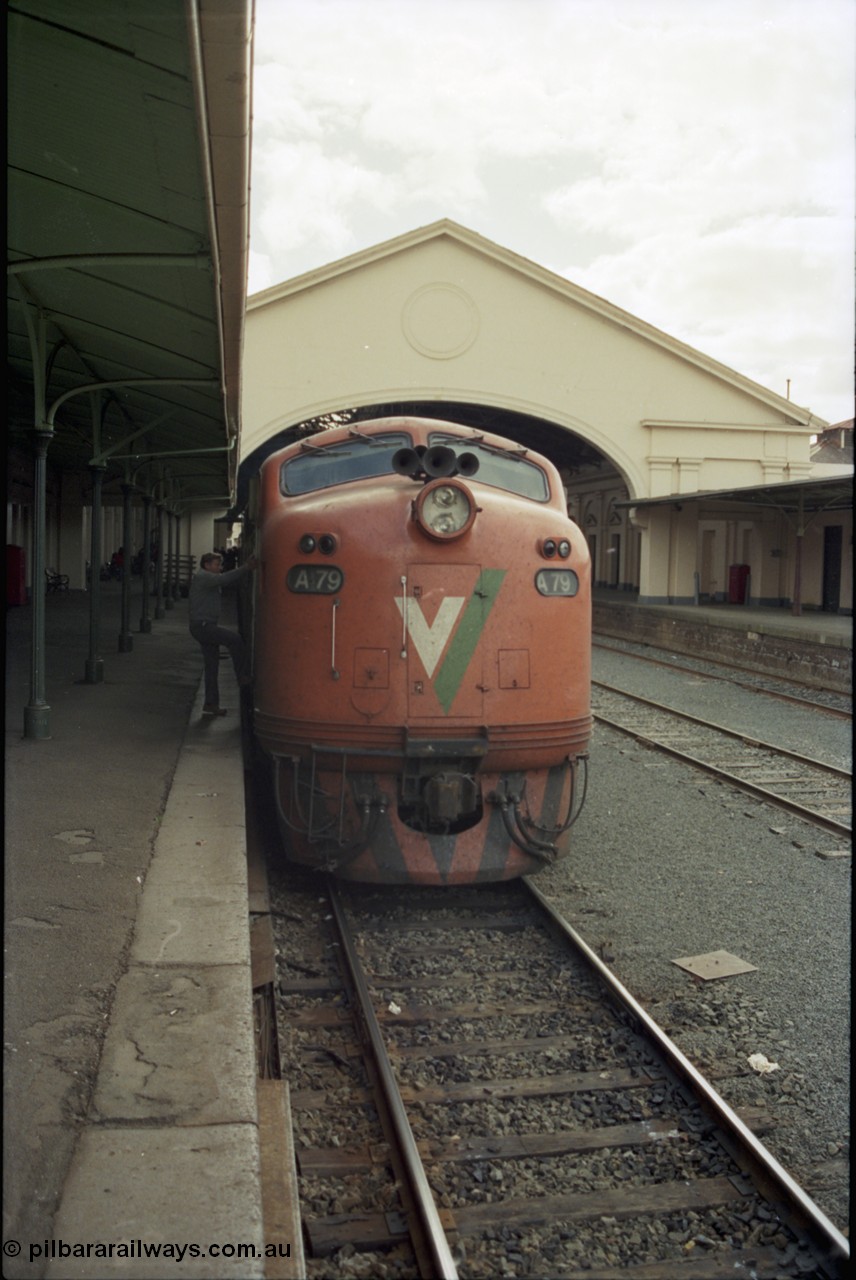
[3,587,302,1279]
[4,584,850,1278]
[592,590,852,692]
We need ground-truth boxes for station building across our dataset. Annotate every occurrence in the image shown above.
[9,209,852,621]
[242,220,852,617]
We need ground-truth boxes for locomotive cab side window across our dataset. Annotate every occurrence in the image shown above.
[281,432,412,495]
[428,433,549,501]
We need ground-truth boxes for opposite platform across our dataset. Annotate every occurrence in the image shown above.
[592,590,852,691]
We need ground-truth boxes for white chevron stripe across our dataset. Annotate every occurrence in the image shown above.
[395,595,465,677]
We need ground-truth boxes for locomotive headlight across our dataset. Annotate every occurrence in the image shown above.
[558,539,571,559]
[414,478,477,541]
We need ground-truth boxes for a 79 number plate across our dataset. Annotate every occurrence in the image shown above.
[287,565,344,594]
[535,568,579,597]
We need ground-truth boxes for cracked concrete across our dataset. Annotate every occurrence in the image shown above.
[5,592,264,1278]
[92,966,257,1127]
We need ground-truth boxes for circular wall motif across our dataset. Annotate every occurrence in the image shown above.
[402,283,480,359]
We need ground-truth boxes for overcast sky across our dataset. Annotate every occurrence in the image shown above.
[248,0,854,427]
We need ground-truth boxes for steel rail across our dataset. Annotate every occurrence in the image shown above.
[726,680,851,721]
[326,878,459,1280]
[594,710,851,838]
[592,681,851,777]
[523,877,851,1270]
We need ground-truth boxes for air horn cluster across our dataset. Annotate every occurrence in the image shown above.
[391,444,480,481]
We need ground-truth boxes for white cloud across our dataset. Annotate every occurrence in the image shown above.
[253,139,395,260]
[563,213,854,414]
[248,0,855,421]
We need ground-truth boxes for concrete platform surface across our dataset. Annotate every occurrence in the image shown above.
[593,588,853,646]
[4,588,267,1279]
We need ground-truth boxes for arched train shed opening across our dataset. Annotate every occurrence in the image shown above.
[241,221,848,612]
[233,398,616,520]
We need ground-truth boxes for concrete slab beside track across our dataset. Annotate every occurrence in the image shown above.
[3,587,301,1279]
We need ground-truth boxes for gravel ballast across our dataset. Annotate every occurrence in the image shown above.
[272,641,850,1274]
[533,643,850,1230]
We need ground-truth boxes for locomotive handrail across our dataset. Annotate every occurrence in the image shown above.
[399,574,407,657]
[330,597,340,680]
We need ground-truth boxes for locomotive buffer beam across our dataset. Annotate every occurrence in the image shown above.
[403,734,489,759]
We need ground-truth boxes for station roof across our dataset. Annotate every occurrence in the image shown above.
[618,474,853,516]
[6,0,253,508]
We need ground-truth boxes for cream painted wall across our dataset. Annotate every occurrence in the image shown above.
[243,225,817,494]
[241,222,847,610]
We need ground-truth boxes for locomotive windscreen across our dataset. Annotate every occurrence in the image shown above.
[279,427,551,502]
[281,431,411,495]
[428,432,550,501]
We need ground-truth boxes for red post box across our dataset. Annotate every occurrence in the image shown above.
[728,564,750,605]
[6,545,27,606]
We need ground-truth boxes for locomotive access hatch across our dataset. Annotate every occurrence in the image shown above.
[399,563,501,718]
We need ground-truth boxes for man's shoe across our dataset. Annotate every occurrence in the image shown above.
[202,705,228,716]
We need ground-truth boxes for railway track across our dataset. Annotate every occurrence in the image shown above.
[591,681,852,838]
[272,872,848,1278]
[592,637,852,718]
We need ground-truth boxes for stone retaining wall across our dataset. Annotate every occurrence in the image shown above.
[593,602,851,693]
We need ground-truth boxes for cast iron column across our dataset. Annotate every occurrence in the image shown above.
[154,504,165,619]
[85,464,106,682]
[139,495,153,633]
[164,508,174,610]
[172,513,182,600]
[23,428,53,739]
[118,482,134,651]
[791,489,805,617]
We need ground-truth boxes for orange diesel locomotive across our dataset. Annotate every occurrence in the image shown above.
[251,416,591,885]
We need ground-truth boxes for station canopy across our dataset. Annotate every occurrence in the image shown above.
[618,475,853,516]
[7,0,252,506]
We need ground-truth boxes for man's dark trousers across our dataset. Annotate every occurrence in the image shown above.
[189,620,248,708]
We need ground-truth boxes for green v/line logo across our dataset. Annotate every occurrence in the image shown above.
[395,568,506,713]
